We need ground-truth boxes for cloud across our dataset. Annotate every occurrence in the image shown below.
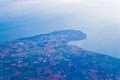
[1,0,120,30]
[1,0,119,20]
[1,0,120,57]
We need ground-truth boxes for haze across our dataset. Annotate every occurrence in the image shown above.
[0,0,120,58]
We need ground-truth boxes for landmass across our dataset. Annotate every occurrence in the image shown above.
[0,30,120,80]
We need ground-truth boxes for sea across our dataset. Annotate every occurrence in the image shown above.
[0,0,120,58]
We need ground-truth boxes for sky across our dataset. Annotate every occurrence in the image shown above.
[0,0,120,58]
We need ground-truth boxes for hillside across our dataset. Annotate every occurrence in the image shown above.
[0,30,120,80]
